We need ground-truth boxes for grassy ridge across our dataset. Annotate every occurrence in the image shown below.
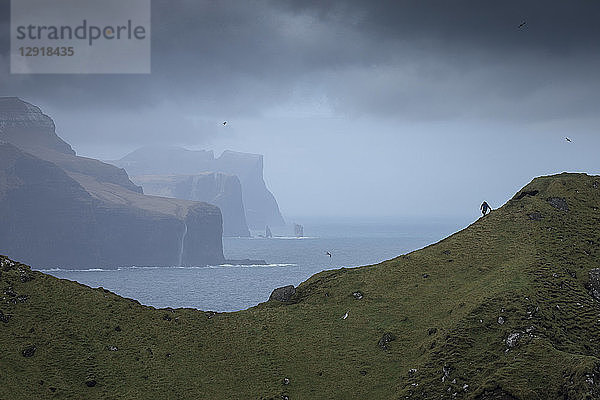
[1,173,600,399]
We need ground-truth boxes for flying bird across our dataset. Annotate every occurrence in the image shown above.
[325,251,332,258]
[565,137,572,143]
[341,311,349,320]
[222,121,227,126]
[518,20,526,29]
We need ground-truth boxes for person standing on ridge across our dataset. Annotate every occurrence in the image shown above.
[480,201,491,216]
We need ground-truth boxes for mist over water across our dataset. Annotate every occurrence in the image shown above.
[42,217,466,312]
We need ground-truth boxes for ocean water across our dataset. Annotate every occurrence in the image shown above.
[41,218,468,312]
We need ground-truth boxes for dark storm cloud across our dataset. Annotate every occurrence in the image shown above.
[271,0,600,121]
[2,0,600,218]
[1,0,599,134]
[276,0,600,51]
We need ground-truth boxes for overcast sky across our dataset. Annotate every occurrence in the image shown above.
[1,0,600,220]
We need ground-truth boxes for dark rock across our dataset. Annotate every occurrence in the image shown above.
[442,250,451,255]
[547,197,569,211]
[114,326,121,332]
[428,327,437,335]
[49,387,56,392]
[514,190,539,200]
[515,190,539,200]
[378,332,396,350]
[0,310,10,323]
[359,370,367,376]
[269,285,296,302]
[352,291,363,300]
[85,380,97,387]
[22,345,36,357]
[528,212,543,221]
[588,269,600,301]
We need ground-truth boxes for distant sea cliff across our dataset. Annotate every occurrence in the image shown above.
[0,97,224,269]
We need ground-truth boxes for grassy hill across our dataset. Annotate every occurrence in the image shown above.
[2,172,600,399]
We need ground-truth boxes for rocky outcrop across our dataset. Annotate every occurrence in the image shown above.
[132,173,250,237]
[269,285,296,302]
[547,197,569,211]
[378,332,396,351]
[588,268,600,301]
[0,97,74,155]
[0,98,224,268]
[0,97,141,194]
[113,146,285,229]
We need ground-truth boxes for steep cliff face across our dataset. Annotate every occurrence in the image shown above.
[0,142,97,267]
[0,142,224,268]
[0,98,225,268]
[0,97,74,155]
[132,173,250,237]
[0,97,142,194]
[114,146,285,229]
[215,150,284,229]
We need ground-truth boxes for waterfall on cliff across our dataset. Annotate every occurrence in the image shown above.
[178,222,188,266]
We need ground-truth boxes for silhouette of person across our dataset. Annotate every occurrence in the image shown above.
[480,201,491,216]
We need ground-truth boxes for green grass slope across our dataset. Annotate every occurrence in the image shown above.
[2,173,600,399]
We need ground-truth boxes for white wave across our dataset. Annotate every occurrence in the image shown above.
[39,263,298,272]
[38,267,115,272]
[271,236,317,240]
[218,263,297,268]
[235,236,318,240]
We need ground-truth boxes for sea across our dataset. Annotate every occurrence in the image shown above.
[40,218,468,312]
